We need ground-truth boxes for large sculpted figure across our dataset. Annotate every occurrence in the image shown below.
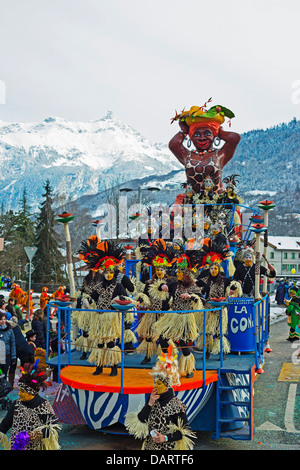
[169,101,240,194]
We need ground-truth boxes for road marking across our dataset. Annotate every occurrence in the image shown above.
[256,421,284,432]
[284,383,299,433]
[278,363,300,382]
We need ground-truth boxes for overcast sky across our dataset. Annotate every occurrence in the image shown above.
[0,0,299,143]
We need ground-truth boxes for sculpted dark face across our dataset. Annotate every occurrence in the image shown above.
[191,127,214,151]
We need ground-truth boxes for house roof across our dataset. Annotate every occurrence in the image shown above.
[266,236,300,251]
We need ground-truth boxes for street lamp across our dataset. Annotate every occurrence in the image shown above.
[120,186,160,205]
[120,186,160,239]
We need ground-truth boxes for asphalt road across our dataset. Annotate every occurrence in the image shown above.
[1,318,299,453]
[55,318,300,451]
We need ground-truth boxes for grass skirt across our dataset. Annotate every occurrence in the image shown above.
[178,352,195,375]
[153,312,198,343]
[88,311,121,343]
[88,344,121,367]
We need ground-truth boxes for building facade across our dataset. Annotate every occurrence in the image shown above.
[260,236,300,278]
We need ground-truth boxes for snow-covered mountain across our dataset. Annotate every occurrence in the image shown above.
[0,111,181,211]
[1,112,299,239]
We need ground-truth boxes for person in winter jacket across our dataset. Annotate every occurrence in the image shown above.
[31,309,46,349]
[7,316,33,387]
[0,313,16,379]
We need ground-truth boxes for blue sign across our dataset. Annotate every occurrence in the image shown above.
[227,298,255,352]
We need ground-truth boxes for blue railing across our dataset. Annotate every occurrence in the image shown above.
[46,294,270,389]
[46,304,224,392]
[252,294,270,370]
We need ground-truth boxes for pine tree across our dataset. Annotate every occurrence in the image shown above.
[32,180,66,284]
[6,188,36,279]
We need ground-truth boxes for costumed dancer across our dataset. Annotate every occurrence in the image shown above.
[84,241,133,377]
[125,344,196,450]
[40,287,51,311]
[284,287,300,342]
[116,262,137,354]
[0,361,60,450]
[52,285,65,301]
[49,285,65,319]
[22,289,34,320]
[233,247,276,297]
[74,236,104,360]
[134,239,176,365]
[195,240,234,358]
[9,284,24,306]
[153,249,204,378]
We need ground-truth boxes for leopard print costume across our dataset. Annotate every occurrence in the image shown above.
[143,397,186,450]
[10,399,58,450]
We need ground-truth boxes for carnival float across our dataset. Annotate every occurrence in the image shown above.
[47,100,277,441]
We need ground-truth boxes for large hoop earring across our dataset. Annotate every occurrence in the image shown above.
[213,137,221,147]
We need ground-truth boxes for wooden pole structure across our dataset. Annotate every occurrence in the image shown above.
[92,219,104,242]
[55,212,76,298]
[257,200,276,295]
[254,231,262,302]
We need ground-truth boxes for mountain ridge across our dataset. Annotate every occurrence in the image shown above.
[0,113,299,234]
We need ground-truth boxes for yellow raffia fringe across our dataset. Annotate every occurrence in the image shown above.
[153,312,198,342]
[136,338,157,358]
[136,312,157,337]
[156,340,178,357]
[134,292,151,308]
[124,328,137,344]
[88,347,105,367]
[179,353,195,375]
[89,311,121,342]
[227,256,236,278]
[74,334,92,353]
[124,311,134,324]
[125,408,149,440]
[103,345,122,366]
[38,423,61,450]
[0,431,10,450]
[196,333,214,352]
[226,281,243,298]
[148,279,170,301]
[206,310,219,335]
[168,418,196,450]
[88,344,121,367]
[211,336,231,355]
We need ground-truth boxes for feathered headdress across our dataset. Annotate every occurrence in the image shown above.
[223,174,240,189]
[83,240,125,272]
[19,360,47,394]
[173,243,203,273]
[151,345,180,388]
[77,235,101,264]
[197,239,230,268]
[139,239,177,269]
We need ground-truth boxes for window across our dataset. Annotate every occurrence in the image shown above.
[284,253,287,259]
[270,252,274,259]
[291,253,295,259]
[282,264,288,271]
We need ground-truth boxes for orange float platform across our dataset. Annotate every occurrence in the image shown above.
[60,365,218,394]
